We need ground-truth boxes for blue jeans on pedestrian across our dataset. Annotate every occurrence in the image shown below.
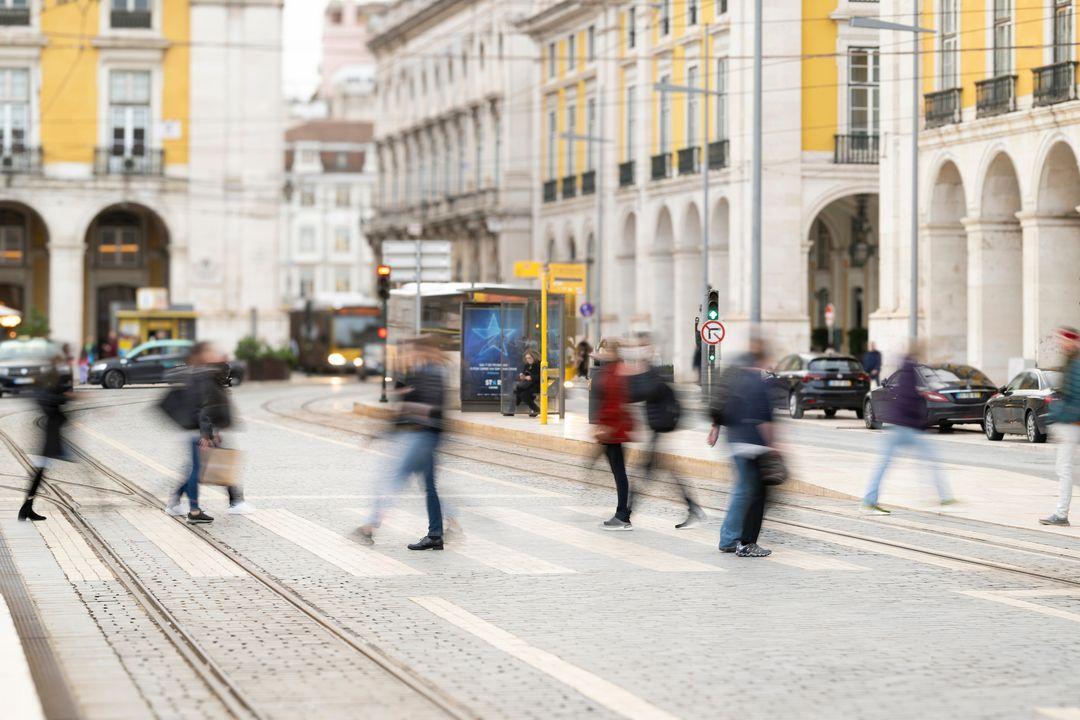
[369,429,444,538]
[864,425,952,505]
[719,455,755,549]
[174,437,201,511]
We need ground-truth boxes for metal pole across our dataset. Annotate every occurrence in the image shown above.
[909,20,920,341]
[596,107,605,345]
[702,22,711,388]
[379,295,388,403]
[750,0,763,326]
[540,264,549,425]
[414,236,422,334]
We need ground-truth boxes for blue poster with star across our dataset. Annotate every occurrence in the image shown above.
[461,303,526,408]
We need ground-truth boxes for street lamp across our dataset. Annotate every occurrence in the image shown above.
[850,15,935,341]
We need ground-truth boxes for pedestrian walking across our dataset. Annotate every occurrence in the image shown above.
[861,345,955,514]
[575,340,592,380]
[1040,326,1080,527]
[592,340,634,530]
[357,336,455,550]
[514,349,541,417]
[862,342,883,387]
[707,336,776,557]
[18,351,73,521]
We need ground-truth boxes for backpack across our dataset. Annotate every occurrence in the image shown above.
[646,381,681,433]
[707,365,742,427]
[160,384,198,430]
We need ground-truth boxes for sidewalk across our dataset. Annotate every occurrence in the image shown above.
[354,392,1079,538]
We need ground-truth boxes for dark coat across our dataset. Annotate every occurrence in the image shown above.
[519,359,541,393]
[37,364,72,459]
[885,356,925,429]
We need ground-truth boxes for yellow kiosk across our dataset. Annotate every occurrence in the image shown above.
[114,288,197,354]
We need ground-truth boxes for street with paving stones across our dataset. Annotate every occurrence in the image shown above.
[0,379,1078,720]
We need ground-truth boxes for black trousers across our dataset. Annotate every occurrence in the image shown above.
[741,466,768,545]
[640,432,699,512]
[514,387,539,413]
[604,443,631,522]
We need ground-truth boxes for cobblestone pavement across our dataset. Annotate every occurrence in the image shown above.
[0,379,1078,720]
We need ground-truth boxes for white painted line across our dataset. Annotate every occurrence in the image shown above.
[957,590,1080,624]
[1037,708,1080,719]
[73,422,173,476]
[35,513,112,583]
[247,509,421,577]
[564,507,868,572]
[411,596,679,720]
[0,594,45,720]
[380,509,576,575]
[118,508,244,578]
[871,517,1080,562]
[775,524,975,571]
[245,494,541,500]
[470,507,721,573]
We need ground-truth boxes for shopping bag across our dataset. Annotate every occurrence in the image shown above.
[200,447,241,486]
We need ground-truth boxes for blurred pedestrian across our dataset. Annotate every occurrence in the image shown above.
[357,336,454,550]
[18,351,73,521]
[100,330,118,359]
[861,344,955,514]
[707,335,775,557]
[862,342,882,387]
[593,340,634,530]
[514,349,541,417]
[1041,326,1080,527]
[575,340,592,380]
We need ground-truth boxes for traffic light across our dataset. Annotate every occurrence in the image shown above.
[377,327,388,340]
[706,289,720,321]
[376,264,391,300]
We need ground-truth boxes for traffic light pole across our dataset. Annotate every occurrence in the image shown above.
[379,294,388,403]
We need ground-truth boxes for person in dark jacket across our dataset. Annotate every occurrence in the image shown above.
[861,342,883,386]
[514,349,541,417]
[18,352,73,521]
[575,341,592,380]
[861,347,955,514]
[593,340,634,530]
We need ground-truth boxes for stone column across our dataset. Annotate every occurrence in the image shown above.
[1018,211,1080,364]
[962,217,1023,384]
[922,222,968,363]
[48,240,85,347]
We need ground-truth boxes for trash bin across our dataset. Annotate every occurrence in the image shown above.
[500,366,517,416]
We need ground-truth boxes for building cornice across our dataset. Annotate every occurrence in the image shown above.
[189,0,283,7]
[515,1,598,39]
[369,0,468,53]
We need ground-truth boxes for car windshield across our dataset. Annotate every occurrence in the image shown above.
[1044,371,1064,389]
[128,342,189,359]
[808,358,862,373]
[921,367,963,388]
[333,315,380,348]
[0,339,59,360]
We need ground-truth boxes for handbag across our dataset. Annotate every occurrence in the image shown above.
[200,447,241,486]
[160,386,198,430]
[756,450,789,487]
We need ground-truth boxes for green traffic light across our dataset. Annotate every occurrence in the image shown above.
[707,309,718,320]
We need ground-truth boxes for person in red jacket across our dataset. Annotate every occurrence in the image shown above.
[593,340,634,530]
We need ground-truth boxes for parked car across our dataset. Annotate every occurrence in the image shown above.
[863,363,996,432]
[0,338,70,397]
[983,368,1063,443]
[88,340,245,389]
[768,353,871,419]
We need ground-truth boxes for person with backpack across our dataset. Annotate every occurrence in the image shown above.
[18,350,74,522]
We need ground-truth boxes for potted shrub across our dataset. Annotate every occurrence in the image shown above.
[234,336,294,381]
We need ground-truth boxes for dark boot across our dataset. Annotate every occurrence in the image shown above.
[407,535,443,551]
[18,499,46,522]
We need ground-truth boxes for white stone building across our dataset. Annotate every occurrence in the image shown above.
[367,0,534,282]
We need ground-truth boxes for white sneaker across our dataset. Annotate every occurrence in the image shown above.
[227,501,255,515]
[164,502,185,517]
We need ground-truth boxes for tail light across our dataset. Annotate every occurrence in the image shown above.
[1044,395,1058,405]
[921,390,949,403]
[856,373,870,382]
[801,373,824,383]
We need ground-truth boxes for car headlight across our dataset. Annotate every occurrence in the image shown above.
[92,362,107,371]
[40,365,51,373]
[327,353,346,366]
[352,357,364,368]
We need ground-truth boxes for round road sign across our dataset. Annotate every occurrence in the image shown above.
[580,302,595,317]
[700,319,726,345]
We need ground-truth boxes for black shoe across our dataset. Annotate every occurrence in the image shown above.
[528,410,539,418]
[718,543,738,553]
[408,535,444,551]
[353,526,375,545]
[187,510,213,524]
[601,516,632,531]
[676,507,707,529]
[735,542,771,558]
[18,500,45,522]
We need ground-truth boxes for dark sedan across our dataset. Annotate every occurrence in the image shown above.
[89,340,244,389]
[863,363,996,432]
[0,338,71,396]
[768,353,871,419]
[983,368,1063,443]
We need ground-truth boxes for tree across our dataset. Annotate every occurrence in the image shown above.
[21,309,50,338]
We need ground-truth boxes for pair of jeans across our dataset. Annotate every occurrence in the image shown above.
[719,454,765,547]
[863,425,952,506]
[176,437,202,511]
[604,443,631,522]
[1053,423,1079,518]
[369,430,444,537]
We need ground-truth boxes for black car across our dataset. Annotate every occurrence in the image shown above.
[768,353,871,419]
[89,340,245,389]
[0,338,71,396]
[863,363,996,432]
[983,368,1063,443]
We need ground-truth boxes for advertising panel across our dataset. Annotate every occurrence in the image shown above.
[460,303,526,410]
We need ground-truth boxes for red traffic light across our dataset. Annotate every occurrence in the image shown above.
[377,264,391,277]
[377,327,388,340]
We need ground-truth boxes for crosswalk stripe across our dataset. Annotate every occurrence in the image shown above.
[776,524,974,571]
[0,593,45,720]
[35,513,112,583]
[470,507,721,573]
[412,596,679,720]
[247,509,421,577]
[563,507,868,572]
[864,517,1080,562]
[1037,708,1080,719]
[957,590,1080,624]
[378,509,576,575]
[118,509,245,578]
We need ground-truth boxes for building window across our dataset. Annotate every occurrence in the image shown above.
[300,186,315,207]
[328,5,342,24]
[939,0,960,89]
[587,25,596,62]
[299,267,315,298]
[546,104,556,179]
[98,223,141,269]
[715,58,727,140]
[848,47,879,134]
[300,149,317,164]
[457,124,465,192]
[625,85,635,162]
[0,0,29,26]
[109,70,151,160]
[565,98,576,173]
[474,116,483,189]
[1054,0,1073,64]
[659,74,671,153]
[992,0,1012,77]
[298,226,315,253]
[336,152,348,169]
[443,133,452,195]
[660,0,670,36]
[627,7,636,49]
[584,96,596,171]
[333,227,350,254]
[335,185,351,208]
[814,222,830,271]
[717,0,727,15]
[688,0,698,26]
[567,34,576,72]
[548,42,556,78]
[0,68,29,153]
[0,216,24,267]
[111,0,151,29]
[493,110,502,187]
[686,65,698,148]
[334,268,351,292]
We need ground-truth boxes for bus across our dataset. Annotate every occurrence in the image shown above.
[289,295,384,375]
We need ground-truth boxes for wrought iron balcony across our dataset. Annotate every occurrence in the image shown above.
[618,160,634,187]
[707,140,729,170]
[0,147,41,175]
[924,88,962,129]
[1033,61,1078,107]
[94,147,165,176]
[0,7,30,25]
[677,146,700,175]
[650,152,671,181]
[542,179,557,203]
[975,75,1017,118]
[561,174,577,199]
[111,9,152,28]
[581,170,596,195]
[833,134,879,165]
